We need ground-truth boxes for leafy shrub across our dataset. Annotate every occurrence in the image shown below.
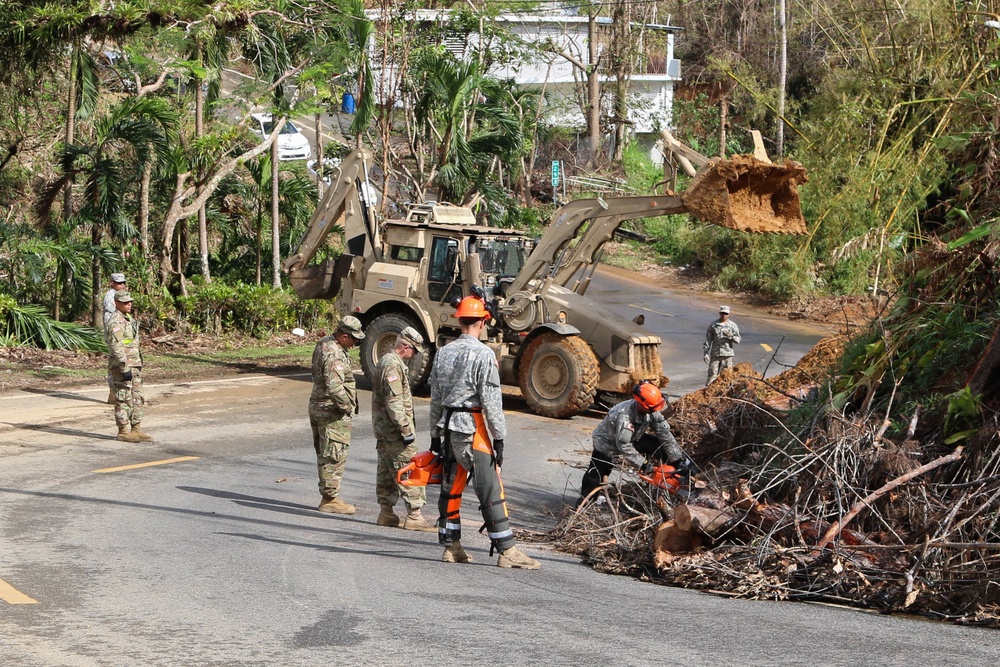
[175,279,340,337]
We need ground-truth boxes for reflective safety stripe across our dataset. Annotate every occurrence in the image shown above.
[444,522,462,531]
[487,528,513,540]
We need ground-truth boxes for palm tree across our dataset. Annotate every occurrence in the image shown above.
[411,52,526,207]
[215,153,317,285]
[37,96,175,325]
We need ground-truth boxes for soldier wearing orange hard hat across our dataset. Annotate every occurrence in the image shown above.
[576,380,691,508]
[427,294,541,569]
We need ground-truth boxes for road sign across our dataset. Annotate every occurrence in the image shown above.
[551,160,560,187]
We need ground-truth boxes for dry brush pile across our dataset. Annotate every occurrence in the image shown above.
[544,233,1000,626]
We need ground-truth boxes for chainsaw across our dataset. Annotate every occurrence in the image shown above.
[396,450,443,487]
[638,463,682,494]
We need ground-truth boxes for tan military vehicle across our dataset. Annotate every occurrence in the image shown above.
[282,133,806,418]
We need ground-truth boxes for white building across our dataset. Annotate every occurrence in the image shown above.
[367,9,682,134]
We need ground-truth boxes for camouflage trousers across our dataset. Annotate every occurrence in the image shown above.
[110,366,144,428]
[375,437,426,511]
[707,355,734,386]
[309,407,352,500]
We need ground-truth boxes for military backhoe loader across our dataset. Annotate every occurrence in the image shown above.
[282,133,807,418]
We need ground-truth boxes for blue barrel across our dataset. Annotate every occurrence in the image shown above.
[341,92,355,114]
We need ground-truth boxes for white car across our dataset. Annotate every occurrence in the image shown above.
[249,113,312,161]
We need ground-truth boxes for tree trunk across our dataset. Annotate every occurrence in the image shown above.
[314,110,324,201]
[255,206,262,286]
[139,161,151,256]
[673,503,738,536]
[157,119,284,285]
[271,140,281,289]
[195,44,211,282]
[587,11,601,160]
[91,223,102,326]
[719,91,728,159]
[776,0,787,158]
[63,45,78,227]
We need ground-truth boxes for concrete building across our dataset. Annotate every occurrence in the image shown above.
[367,8,682,134]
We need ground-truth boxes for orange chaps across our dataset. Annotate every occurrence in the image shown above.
[437,412,515,553]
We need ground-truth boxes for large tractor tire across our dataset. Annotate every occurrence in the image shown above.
[518,332,599,418]
[360,313,432,388]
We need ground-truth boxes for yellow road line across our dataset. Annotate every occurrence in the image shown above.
[0,579,38,604]
[760,343,773,351]
[93,456,200,474]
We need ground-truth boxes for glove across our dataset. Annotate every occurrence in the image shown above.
[640,462,654,476]
[402,433,415,445]
[122,369,133,382]
[430,436,442,455]
[491,439,504,468]
[703,354,710,364]
[672,457,694,476]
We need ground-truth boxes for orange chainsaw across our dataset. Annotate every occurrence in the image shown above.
[639,463,682,494]
[397,450,443,487]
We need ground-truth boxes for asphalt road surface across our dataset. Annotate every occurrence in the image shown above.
[2,368,998,664]
[586,265,839,397]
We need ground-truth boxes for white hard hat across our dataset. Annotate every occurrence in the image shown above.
[291,327,306,337]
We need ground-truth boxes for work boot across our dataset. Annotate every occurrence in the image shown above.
[376,507,400,527]
[116,426,142,443]
[441,541,473,563]
[130,424,153,442]
[318,497,356,515]
[497,546,541,570]
[402,509,437,533]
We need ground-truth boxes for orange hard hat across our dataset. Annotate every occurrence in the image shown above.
[397,450,443,487]
[455,296,489,319]
[633,381,666,412]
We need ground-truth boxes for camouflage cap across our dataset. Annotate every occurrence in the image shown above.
[336,315,365,340]
[110,272,127,284]
[719,305,731,314]
[114,290,134,303]
[398,326,424,348]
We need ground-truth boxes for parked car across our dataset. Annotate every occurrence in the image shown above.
[249,113,312,161]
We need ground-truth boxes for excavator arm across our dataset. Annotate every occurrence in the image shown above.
[507,195,687,295]
[282,147,377,299]
[507,132,808,296]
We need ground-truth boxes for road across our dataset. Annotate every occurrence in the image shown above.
[2,362,998,663]
[586,265,838,397]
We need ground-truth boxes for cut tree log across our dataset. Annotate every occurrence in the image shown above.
[673,503,737,536]
[652,520,703,569]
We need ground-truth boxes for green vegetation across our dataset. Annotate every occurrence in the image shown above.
[0,0,998,351]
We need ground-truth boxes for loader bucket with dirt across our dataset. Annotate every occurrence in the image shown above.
[680,155,809,234]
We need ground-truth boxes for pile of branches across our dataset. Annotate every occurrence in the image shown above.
[546,227,1000,624]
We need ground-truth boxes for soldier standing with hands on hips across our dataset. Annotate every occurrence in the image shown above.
[309,316,365,514]
[429,295,540,570]
[704,305,741,385]
[371,326,436,532]
[105,290,152,443]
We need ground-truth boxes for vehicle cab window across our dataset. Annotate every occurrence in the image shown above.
[427,237,463,303]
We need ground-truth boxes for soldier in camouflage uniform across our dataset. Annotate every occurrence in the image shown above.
[576,381,689,508]
[105,291,151,443]
[103,273,127,404]
[429,296,540,570]
[371,326,435,532]
[309,316,365,514]
[704,305,741,385]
